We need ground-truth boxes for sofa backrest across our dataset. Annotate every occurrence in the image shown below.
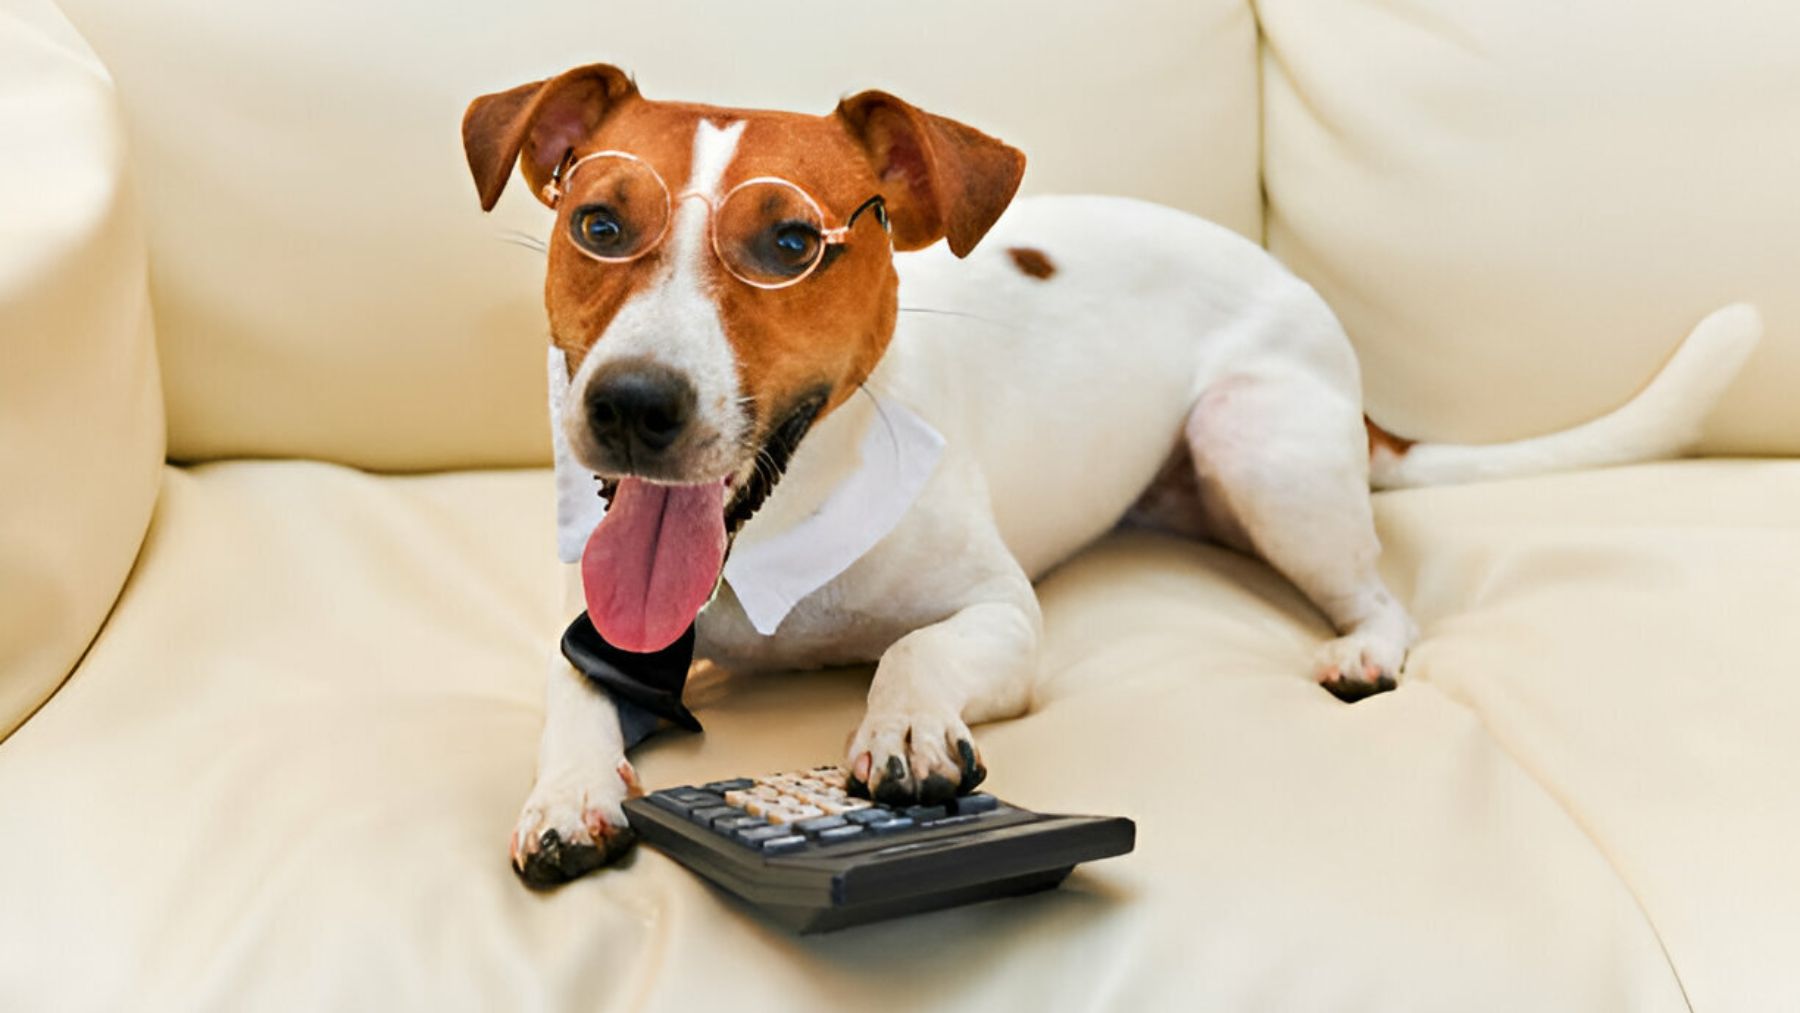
[0,0,162,739]
[52,0,1261,471]
[1259,0,1800,454]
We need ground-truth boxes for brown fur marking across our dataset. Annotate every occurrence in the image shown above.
[1006,247,1056,280]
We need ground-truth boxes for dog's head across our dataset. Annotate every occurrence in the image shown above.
[462,64,1023,650]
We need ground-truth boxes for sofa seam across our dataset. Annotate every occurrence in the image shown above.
[1429,680,1695,1013]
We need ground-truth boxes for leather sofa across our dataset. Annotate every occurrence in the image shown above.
[3,1,1797,1009]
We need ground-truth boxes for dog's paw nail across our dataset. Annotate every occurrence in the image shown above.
[955,739,987,791]
[885,755,908,783]
[1322,675,1396,704]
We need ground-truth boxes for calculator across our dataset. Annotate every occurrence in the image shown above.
[623,766,1135,933]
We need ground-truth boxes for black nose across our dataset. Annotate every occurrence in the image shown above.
[585,360,697,458]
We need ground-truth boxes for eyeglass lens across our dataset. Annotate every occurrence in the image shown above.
[565,157,834,286]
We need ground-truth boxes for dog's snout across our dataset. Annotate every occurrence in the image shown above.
[585,360,697,458]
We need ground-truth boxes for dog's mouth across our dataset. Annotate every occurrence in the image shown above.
[581,393,827,652]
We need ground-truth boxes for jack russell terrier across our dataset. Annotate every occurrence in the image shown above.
[461,64,1761,887]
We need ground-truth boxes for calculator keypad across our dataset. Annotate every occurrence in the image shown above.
[648,766,1002,854]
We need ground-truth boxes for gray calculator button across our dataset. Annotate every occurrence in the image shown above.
[903,804,947,823]
[815,824,865,844]
[868,817,914,834]
[652,789,721,814]
[845,808,892,825]
[794,814,848,835]
[703,778,755,793]
[738,824,792,845]
[953,793,999,815]
[689,805,738,825]
[760,835,807,854]
[716,815,767,833]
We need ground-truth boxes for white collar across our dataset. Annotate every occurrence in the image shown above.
[549,347,944,636]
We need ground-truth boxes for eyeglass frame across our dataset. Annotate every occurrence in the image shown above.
[539,148,891,290]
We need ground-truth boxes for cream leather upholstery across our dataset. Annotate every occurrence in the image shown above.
[0,1,161,737]
[1261,0,1800,454]
[5,0,1799,1009]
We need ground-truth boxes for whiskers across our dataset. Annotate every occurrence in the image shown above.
[897,305,1017,333]
[497,229,549,255]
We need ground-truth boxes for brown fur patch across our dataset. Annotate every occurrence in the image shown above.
[1006,246,1056,280]
[1364,417,1415,459]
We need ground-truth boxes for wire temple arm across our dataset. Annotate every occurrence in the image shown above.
[846,194,890,233]
[543,147,578,205]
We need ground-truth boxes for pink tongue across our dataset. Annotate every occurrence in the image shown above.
[582,477,728,653]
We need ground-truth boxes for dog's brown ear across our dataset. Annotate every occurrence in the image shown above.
[835,91,1025,257]
[462,64,638,212]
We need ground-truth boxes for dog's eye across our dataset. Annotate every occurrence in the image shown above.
[774,225,815,259]
[760,222,821,273]
[571,204,632,258]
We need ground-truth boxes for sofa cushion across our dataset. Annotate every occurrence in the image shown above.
[0,0,162,740]
[1260,0,1800,455]
[51,0,1261,471]
[16,461,1799,1008]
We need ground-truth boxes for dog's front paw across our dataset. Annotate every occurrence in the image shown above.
[510,759,640,889]
[1314,631,1405,702]
[847,704,987,806]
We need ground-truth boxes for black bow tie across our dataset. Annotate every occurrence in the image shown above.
[561,613,702,734]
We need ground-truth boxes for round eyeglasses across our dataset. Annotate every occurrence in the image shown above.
[540,150,890,290]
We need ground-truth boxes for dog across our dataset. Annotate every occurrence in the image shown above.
[461,63,1762,886]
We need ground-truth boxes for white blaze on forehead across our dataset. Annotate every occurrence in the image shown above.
[559,119,748,481]
[669,119,748,269]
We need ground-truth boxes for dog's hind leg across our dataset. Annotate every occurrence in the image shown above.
[1184,374,1418,700]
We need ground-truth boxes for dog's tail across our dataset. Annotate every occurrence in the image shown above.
[1367,303,1763,490]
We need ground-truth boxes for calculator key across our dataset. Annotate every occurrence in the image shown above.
[794,814,848,835]
[868,817,914,834]
[844,807,893,825]
[903,804,947,823]
[815,824,865,844]
[689,805,738,826]
[953,793,999,815]
[715,815,767,834]
[737,824,792,845]
[703,778,755,793]
[651,790,724,814]
[767,805,824,824]
[816,797,869,815]
[760,835,808,854]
